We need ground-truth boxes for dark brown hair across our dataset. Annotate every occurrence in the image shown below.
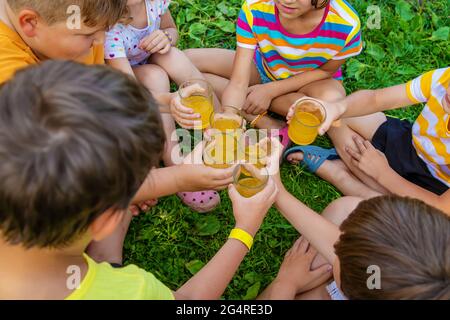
[7,0,129,28]
[335,196,450,300]
[311,0,329,9]
[0,61,165,248]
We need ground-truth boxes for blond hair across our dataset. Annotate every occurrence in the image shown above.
[7,0,129,28]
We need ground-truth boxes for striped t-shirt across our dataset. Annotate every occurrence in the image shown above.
[236,0,363,81]
[406,67,450,186]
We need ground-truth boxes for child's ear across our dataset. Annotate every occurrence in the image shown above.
[17,9,41,38]
[90,209,126,241]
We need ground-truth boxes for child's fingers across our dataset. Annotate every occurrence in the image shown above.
[292,237,303,253]
[298,236,310,254]
[159,44,171,55]
[305,244,319,261]
[182,84,206,97]
[364,140,375,150]
[353,136,367,153]
[310,264,333,281]
[150,37,168,54]
[212,166,236,180]
[227,183,240,201]
[345,146,361,161]
[174,109,201,120]
[175,117,197,129]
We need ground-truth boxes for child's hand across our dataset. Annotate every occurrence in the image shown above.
[286,97,346,135]
[177,164,235,191]
[170,86,204,129]
[345,136,390,181]
[243,84,273,115]
[228,177,278,236]
[260,137,283,177]
[139,30,172,54]
[274,237,333,295]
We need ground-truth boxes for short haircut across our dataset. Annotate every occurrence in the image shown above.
[6,0,128,28]
[0,60,165,248]
[335,196,450,300]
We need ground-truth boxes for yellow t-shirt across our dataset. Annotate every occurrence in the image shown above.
[0,20,105,84]
[406,67,450,186]
[66,254,174,300]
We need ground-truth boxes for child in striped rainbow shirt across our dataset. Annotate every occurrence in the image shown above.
[182,0,362,143]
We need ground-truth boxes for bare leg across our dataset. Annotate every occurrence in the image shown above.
[287,152,381,199]
[153,48,224,108]
[328,113,389,194]
[134,64,181,167]
[185,48,285,129]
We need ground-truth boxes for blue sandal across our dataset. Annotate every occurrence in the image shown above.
[283,145,340,173]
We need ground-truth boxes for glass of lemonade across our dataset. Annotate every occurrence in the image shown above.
[239,129,272,169]
[288,98,326,145]
[233,164,269,198]
[179,79,214,130]
[210,106,244,132]
[203,131,238,169]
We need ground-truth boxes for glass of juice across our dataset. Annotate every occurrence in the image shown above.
[203,131,238,169]
[239,129,272,169]
[288,98,326,145]
[179,79,214,130]
[233,164,269,198]
[210,106,244,132]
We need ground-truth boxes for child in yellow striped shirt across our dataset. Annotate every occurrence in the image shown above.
[285,67,450,214]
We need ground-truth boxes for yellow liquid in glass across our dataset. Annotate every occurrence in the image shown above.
[182,95,214,129]
[212,118,241,132]
[244,147,267,169]
[204,135,237,169]
[288,111,321,145]
[236,177,265,198]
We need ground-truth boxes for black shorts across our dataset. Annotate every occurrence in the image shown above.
[372,117,448,195]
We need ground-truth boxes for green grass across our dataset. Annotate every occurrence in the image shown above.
[124,0,449,299]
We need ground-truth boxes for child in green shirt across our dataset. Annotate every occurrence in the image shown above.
[0,61,278,299]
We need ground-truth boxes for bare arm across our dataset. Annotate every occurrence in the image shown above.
[221,46,255,109]
[294,82,417,134]
[106,58,174,112]
[274,182,339,265]
[174,179,278,299]
[341,83,413,118]
[378,169,450,215]
[106,58,136,78]
[160,10,179,45]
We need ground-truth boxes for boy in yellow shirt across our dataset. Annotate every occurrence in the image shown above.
[285,67,450,214]
[0,60,280,300]
[0,0,128,83]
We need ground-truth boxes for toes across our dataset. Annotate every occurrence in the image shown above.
[287,152,304,163]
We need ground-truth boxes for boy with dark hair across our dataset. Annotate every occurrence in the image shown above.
[0,61,278,299]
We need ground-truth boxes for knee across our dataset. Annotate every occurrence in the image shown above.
[304,80,346,102]
[183,48,202,68]
[134,65,170,91]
